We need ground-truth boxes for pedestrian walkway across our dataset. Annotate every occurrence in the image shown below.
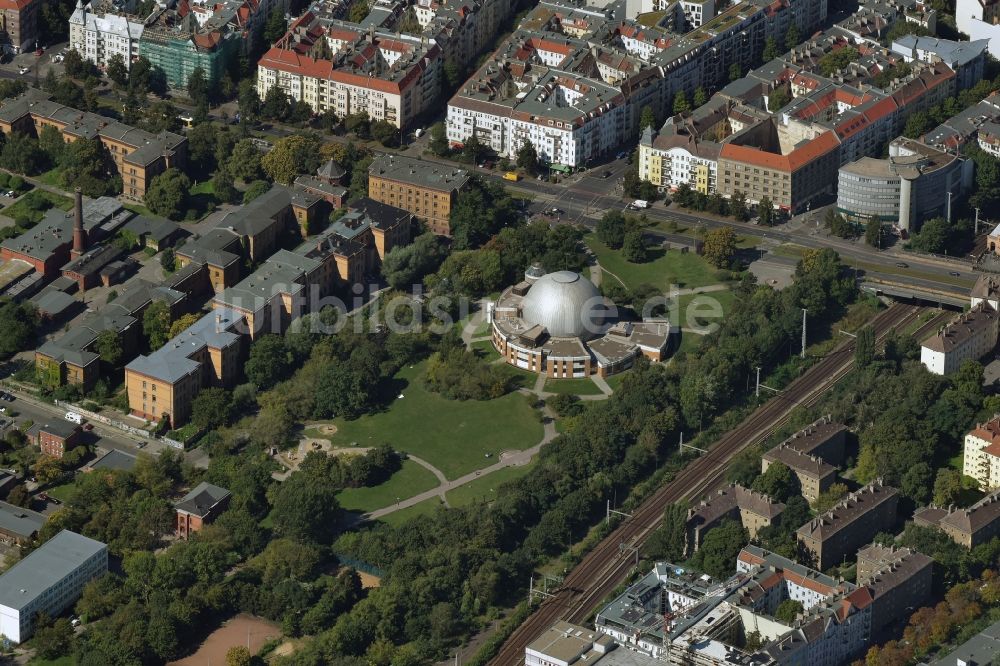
[362,404,558,521]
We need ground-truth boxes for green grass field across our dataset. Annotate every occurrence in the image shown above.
[326,362,544,479]
[3,190,73,226]
[471,339,502,362]
[45,482,75,503]
[446,461,536,507]
[678,289,736,325]
[586,236,724,291]
[604,373,627,391]
[336,459,439,513]
[376,497,442,527]
[543,377,604,396]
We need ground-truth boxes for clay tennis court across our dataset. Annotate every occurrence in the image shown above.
[168,614,280,665]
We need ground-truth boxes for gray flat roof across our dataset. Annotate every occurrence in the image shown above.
[0,530,105,611]
[88,448,137,472]
[0,501,45,539]
[921,619,1000,666]
[369,154,470,192]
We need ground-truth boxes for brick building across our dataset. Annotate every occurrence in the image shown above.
[0,501,44,546]
[367,154,470,236]
[0,0,39,53]
[762,444,838,502]
[175,482,231,539]
[27,420,82,459]
[0,90,186,201]
[797,482,899,570]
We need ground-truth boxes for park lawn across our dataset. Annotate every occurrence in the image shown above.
[604,373,627,392]
[543,377,604,396]
[678,288,736,323]
[636,10,666,26]
[123,202,154,218]
[326,362,544,480]
[471,339,501,362]
[376,497,442,527]
[586,236,722,291]
[336,459,440,513]
[36,168,63,188]
[46,482,75,503]
[676,330,705,356]
[446,460,536,507]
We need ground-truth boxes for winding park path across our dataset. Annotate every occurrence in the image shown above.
[345,305,617,522]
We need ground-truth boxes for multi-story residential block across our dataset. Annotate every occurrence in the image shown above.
[962,415,1000,490]
[0,530,107,643]
[125,308,247,427]
[526,621,658,666]
[685,484,785,555]
[797,482,899,570]
[257,16,442,129]
[69,0,144,71]
[921,303,999,375]
[762,446,837,502]
[914,490,1000,548]
[135,0,285,89]
[0,0,41,54]
[595,546,873,666]
[922,92,1000,151]
[890,35,987,89]
[0,90,186,201]
[367,154,469,235]
[855,543,932,633]
[175,481,230,539]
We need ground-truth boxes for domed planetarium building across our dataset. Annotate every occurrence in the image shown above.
[489,265,674,378]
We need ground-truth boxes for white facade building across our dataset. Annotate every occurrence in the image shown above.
[68,0,144,71]
[0,530,107,643]
[920,303,999,375]
[956,0,1000,58]
[963,416,1000,490]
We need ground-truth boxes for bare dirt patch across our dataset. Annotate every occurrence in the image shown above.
[168,614,280,666]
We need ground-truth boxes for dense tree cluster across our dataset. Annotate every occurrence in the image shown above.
[423,347,516,400]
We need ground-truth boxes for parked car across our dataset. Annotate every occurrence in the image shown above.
[895,262,909,268]
[4,393,14,402]
[949,271,962,276]
[17,66,27,75]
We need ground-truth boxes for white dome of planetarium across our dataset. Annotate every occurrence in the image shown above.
[520,271,606,340]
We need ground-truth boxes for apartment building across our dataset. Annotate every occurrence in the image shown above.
[921,303,999,376]
[0,501,44,546]
[962,415,1000,490]
[125,308,247,427]
[914,490,1000,548]
[956,0,1000,58]
[0,530,107,643]
[69,1,144,71]
[526,622,658,666]
[257,17,442,129]
[797,482,899,570]
[367,154,470,235]
[595,546,873,666]
[762,444,837,502]
[685,484,785,555]
[0,90,186,201]
[855,543,932,633]
[139,0,285,89]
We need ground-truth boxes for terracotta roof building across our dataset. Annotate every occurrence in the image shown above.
[921,302,999,376]
[963,414,1000,490]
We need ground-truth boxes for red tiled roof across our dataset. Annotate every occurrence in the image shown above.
[720,130,839,173]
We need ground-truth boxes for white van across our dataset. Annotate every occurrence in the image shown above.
[64,412,83,424]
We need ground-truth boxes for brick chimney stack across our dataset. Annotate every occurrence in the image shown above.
[71,187,86,258]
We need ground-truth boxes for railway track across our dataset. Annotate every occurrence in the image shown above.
[489,303,935,666]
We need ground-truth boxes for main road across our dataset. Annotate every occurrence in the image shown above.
[487,303,950,666]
